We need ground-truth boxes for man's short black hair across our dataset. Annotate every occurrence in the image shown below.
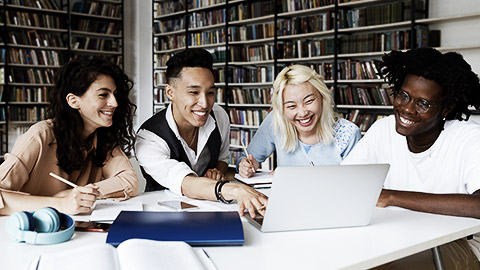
[166,48,214,84]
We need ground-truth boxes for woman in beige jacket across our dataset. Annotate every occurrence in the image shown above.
[0,58,138,215]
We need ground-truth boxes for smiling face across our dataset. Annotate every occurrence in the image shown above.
[394,74,451,148]
[282,82,323,141]
[166,67,216,131]
[68,75,118,138]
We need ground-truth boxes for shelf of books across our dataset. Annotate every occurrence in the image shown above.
[70,0,124,67]
[152,0,186,113]
[1,0,66,152]
[334,0,429,133]
[151,0,275,171]
[152,0,480,170]
[225,0,277,171]
[0,0,125,157]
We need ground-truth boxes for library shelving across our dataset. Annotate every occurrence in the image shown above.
[70,0,124,67]
[152,0,276,171]
[0,0,125,156]
[152,0,186,113]
[151,0,480,168]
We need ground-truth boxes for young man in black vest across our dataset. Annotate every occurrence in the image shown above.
[135,48,267,217]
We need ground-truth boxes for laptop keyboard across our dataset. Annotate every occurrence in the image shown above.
[253,213,264,225]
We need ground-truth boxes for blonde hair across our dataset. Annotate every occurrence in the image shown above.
[272,65,337,152]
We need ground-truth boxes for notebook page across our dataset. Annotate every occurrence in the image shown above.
[89,200,143,222]
[234,171,273,185]
[35,243,120,270]
[117,239,206,270]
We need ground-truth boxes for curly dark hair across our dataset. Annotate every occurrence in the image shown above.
[165,48,213,84]
[381,47,480,121]
[48,58,136,174]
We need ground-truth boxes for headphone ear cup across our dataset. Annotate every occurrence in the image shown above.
[33,207,60,233]
[11,211,34,231]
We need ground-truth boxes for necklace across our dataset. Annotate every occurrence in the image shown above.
[188,127,198,148]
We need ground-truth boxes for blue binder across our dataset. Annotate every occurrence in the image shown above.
[106,211,244,246]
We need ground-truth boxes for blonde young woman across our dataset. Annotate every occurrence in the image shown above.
[238,65,361,178]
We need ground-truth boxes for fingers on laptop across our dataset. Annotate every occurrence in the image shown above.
[237,188,268,218]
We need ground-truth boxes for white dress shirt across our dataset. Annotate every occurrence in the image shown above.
[135,104,230,195]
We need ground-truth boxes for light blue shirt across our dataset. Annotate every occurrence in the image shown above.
[244,113,361,167]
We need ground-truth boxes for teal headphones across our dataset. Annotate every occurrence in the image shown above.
[5,207,75,245]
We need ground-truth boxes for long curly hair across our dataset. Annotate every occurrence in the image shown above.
[48,58,136,174]
[381,47,480,121]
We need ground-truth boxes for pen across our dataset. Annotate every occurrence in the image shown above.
[241,140,256,174]
[49,172,78,188]
[254,184,272,190]
[309,161,315,166]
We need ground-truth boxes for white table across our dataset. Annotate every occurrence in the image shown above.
[1,191,480,270]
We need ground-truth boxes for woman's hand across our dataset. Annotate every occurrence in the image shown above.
[222,182,268,218]
[204,168,225,181]
[238,155,259,178]
[52,189,73,198]
[58,184,101,215]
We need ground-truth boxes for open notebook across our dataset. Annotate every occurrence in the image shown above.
[246,164,389,232]
[27,239,216,270]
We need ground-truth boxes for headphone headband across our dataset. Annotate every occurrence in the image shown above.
[5,209,75,245]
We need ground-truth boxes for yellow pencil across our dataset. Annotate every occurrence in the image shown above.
[241,141,255,174]
[49,172,78,188]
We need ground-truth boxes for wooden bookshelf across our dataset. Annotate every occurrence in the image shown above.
[70,0,124,67]
[151,0,480,170]
[0,0,125,155]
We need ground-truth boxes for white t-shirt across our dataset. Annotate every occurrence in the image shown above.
[342,115,480,194]
[342,115,480,259]
[135,104,230,195]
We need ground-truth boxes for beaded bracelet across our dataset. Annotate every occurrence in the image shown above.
[215,180,233,204]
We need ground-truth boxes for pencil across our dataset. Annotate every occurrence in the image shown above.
[258,205,266,211]
[240,141,255,174]
[49,172,78,188]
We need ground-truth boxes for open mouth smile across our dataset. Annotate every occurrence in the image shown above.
[398,115,416,126]
[101,110,114,116]
[297,116,313,126]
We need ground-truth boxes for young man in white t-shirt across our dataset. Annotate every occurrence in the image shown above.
[343,48,480,269]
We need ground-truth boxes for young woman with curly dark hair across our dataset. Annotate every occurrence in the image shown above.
[0,58,138,216]
[343,47,480,269]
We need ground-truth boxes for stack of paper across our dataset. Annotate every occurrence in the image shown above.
[72,200,143,222]
[234,171,273,188]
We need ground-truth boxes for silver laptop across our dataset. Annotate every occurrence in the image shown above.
[245,164,389,232]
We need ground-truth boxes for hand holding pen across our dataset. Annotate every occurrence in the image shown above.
[238,141,259,178]
[49,172,100,215]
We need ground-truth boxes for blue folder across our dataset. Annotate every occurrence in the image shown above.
[106,211,244,246]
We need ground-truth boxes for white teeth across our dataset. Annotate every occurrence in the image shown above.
[299,117,311,124]
[102,111,113,116]
[400,116,414,125]
[194,111,206,116]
